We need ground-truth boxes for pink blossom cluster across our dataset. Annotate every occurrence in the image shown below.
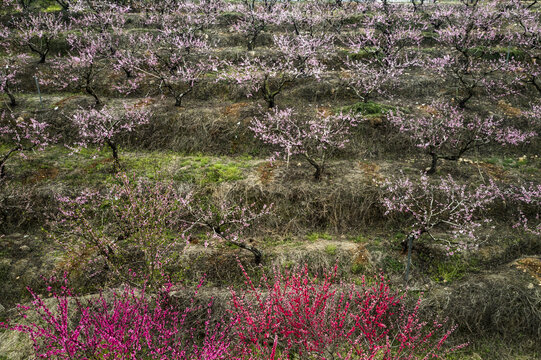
[343,2,424,102]
[506,182,541,235]
[2,276,234,359]
[16,11,66,63]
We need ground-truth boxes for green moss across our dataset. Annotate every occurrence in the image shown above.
[307,232,332,242]
[339,47,378,61]
[466,46,527,61]
[324,244,337,256]
[429,255,479,284]
[174,155,245,185]
[351,263,365,275]
[44,4,62,12]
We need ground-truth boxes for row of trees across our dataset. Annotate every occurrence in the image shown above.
[1,0,540,108]
[0,2,538,277]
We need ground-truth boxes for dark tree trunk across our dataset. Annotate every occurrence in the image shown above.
[0,148,19,179]
[86,85,101,106]
[6,91,17,107]
[404,233,415,283]
[427,153,438,175]
[106,140,119,166]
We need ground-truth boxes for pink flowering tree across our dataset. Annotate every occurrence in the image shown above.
[342,2,424,102]
[507,0,541,93]
[224,34,330,108]
[0,54,30,107]
[111,31,150,83]
[388,101,536,174]
[45,5,130,104]
[506,182,540,236]
[430,1,518,107]
[382,173,498,282]
[15,12,66,64]
[233,0,276,50]
[44,32,110,105]
[1,277,236,359]
[144,30,216,107]
[0,111,55,179]
[250,108,359,180]
[276,1,325,37]
[183,0,225,32]
[230,263,464,358]
[54,174,192,287]
[188,198,272,264]
[69,104,151,164]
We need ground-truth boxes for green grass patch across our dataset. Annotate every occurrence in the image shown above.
[427,254,479,284]
[382,255,404,274]
[306,232,333,242]
[1,145,250,188]
[324,244,337,256]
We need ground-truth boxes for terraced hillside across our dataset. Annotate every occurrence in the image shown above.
[0,0,540,359]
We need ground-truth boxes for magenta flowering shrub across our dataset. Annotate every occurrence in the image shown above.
[388,102,536,174]
[1,277,236,359]
[3,265,463,359]
[230,263,464,359]
[250,107,359,179]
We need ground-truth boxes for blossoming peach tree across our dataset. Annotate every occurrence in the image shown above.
[0,110,56,179]
[250,107,359,180]
[388,101,536,174]
[382,173,499,282]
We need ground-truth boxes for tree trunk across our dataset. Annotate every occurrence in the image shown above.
[0,148,18,179]
[86,86,101,106]
[6,90,17,107]
[266,95,275,108]
[230,240,263,265]
[175,96,183,107]
[458,87,474,108]
[313,164,322,180]
[427,153,438,175]
[404,233,415,284]
[106,140,120,167]
[39,52,47,64]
